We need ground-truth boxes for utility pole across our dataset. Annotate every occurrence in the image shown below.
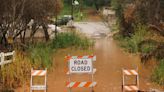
[55,0,58,38]
[71,0,74,20]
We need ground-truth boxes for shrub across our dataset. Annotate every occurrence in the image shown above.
[152,59,164,85]
[139,43,156,54]
[51,32,94,49]
[114,24,148,53]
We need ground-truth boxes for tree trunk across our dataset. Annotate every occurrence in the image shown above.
[42,24,49,41]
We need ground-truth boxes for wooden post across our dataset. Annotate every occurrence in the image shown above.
[1,52,4,67]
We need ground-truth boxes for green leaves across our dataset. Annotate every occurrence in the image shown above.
[51,31,94,49]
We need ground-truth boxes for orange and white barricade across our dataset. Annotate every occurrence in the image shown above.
[66,82,97,88]
[66,55,97,92]
[30,68,47,92]
[122,68,139,92]
[65,55,96,62]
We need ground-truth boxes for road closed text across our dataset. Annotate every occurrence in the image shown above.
[69,59,92,73]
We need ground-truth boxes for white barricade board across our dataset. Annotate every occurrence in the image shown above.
[0,51,15,65]
[69,58,92,74]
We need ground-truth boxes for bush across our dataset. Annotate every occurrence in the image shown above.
[139,42,157,54]
[114,24,148,53]
[152,59,164,85]
[51,31,94,49]
[28,43,54,69]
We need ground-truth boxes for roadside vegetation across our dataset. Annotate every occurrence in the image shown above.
[0,52,31,91]
[28,43,54,69]
[51,31,94,49]
[114,24,149,53]
[0,31,93,91]
[112,0,164,85]
[152,59,164,85]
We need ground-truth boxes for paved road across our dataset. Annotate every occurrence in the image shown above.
[74,22,110,38]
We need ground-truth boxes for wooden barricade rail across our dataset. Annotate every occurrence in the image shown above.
[122,68,139,92]
[0,51,15,65]
[30,68,47,92]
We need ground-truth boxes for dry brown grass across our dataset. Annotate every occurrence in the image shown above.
[0,51,32,90]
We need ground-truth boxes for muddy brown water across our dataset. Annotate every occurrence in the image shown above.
[16,38,163,92]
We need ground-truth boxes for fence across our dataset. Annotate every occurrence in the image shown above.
[0,51,15,65]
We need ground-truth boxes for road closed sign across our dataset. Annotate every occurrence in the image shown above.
[69,59,92,73]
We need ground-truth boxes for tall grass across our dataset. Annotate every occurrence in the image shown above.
[152,59,164,85]
[28,43,54,69]
[0,51,31,90]
[51,31,94,49]
[27,31,93,69]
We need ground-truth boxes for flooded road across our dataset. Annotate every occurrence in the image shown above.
[46,38,162,92]
[16,22,163,92]
[94,38,160,92]
[47,22,163,92]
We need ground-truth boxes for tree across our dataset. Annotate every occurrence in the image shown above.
[0,0,62,50]
[112,0,164,62]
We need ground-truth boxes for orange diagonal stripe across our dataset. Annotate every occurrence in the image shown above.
[65,56,71,61]
[66,82,70,86]
[129,70,136,75]
[78,56,83,58]
[73,82,80,88]
[31,70,35,74]
[84,82,92,87]
[88,55,93,58]
[36,70,43,76]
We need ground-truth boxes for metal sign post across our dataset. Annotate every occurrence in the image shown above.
[66,55,97,92]
[68,57,72,92]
